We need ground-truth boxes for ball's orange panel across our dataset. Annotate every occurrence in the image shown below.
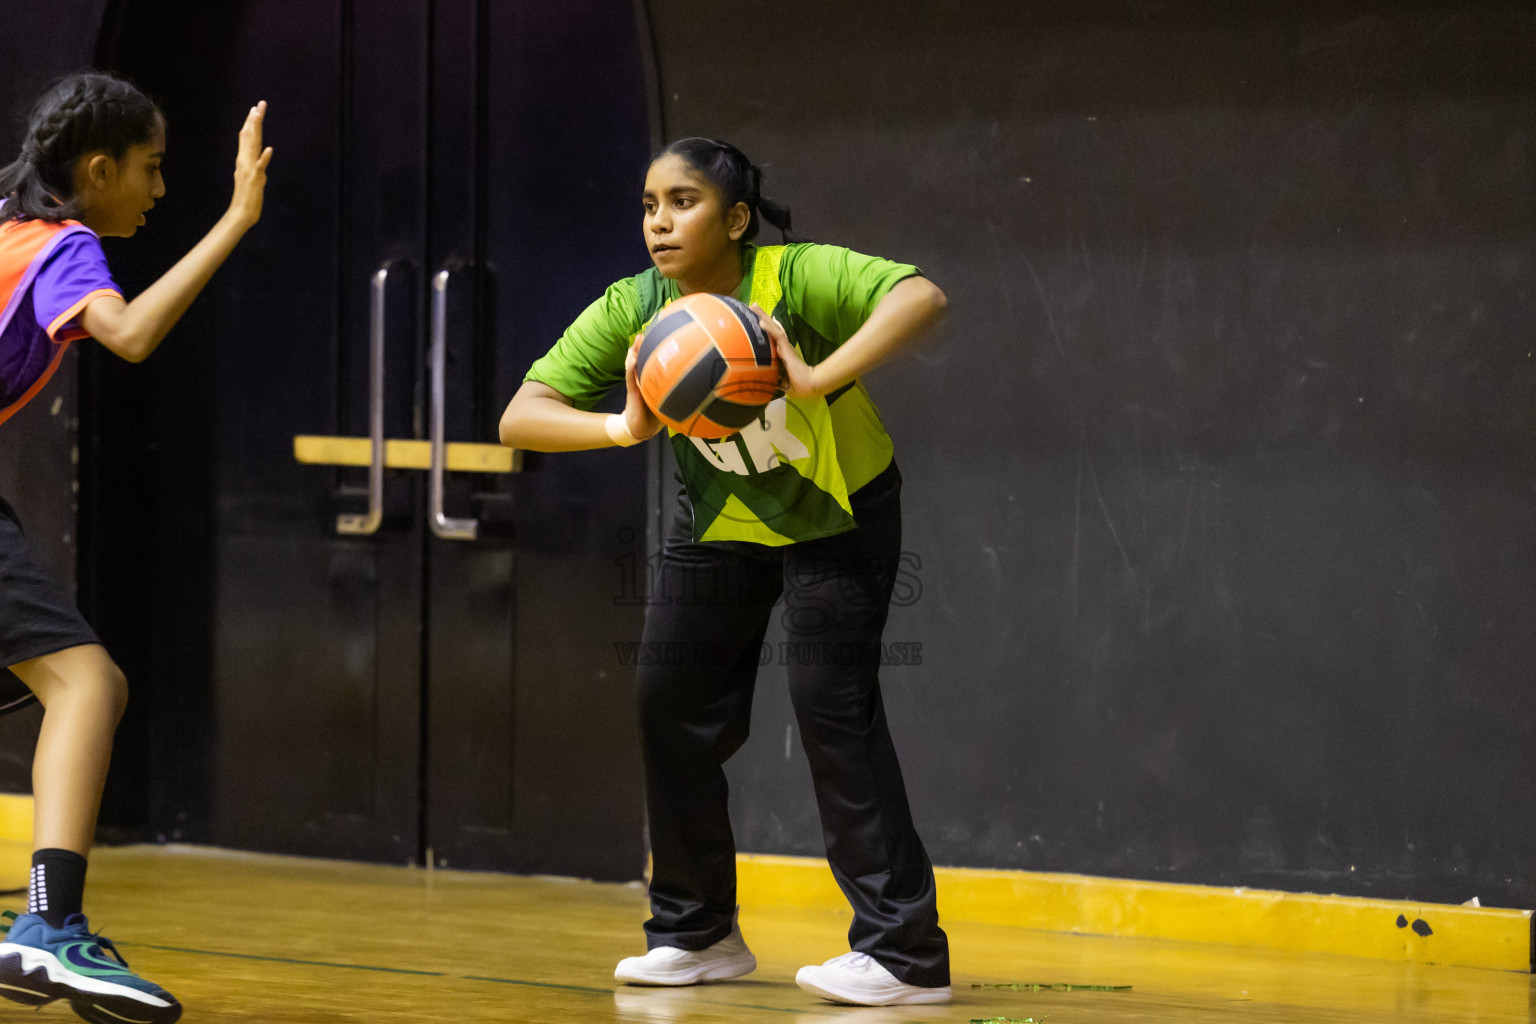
[679,410,737,439]
[716,359,781,404]
[640,321,718,429]
[638,292,780,439]
[711,321,759,364]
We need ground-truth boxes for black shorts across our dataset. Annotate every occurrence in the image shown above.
[0,495,99,716]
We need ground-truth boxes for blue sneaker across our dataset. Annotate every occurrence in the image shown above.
[0,910,181,1024]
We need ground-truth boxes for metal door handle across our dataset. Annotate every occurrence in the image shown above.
[429,268,478,541]
[337,266,390,535]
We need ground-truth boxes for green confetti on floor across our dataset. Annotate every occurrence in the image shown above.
[972,982,1131,991]
[970,1017,1045,1023]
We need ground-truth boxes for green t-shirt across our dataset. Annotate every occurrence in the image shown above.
[526,243,920,545]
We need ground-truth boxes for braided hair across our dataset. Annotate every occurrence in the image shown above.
[0,71,162,223]
[655,137,803,244]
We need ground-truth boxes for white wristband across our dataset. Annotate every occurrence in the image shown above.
[605,413,641,448]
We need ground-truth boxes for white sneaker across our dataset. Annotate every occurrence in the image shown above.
[614,922,757,986]
[795,952,952,1006]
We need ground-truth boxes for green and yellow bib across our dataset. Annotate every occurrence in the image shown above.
[527,242,920,545]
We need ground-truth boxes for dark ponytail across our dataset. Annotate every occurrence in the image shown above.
[656,137,805,244]
[1,71,162,223]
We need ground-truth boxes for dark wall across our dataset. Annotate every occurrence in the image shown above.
[643,0,1536,908]
[0,0,110,793]
[5,0,1533,910]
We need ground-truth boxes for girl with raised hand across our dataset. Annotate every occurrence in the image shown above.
[501,138,951,1007]
[0,71,270,1024]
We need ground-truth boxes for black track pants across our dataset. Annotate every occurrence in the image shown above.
[636,462,950,988]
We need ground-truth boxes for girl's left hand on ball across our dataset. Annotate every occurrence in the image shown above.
[752,303,817,399]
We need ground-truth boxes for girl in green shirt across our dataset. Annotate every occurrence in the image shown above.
[501,137,950,1007]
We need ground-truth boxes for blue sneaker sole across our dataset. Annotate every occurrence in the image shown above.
[0,948,182,1024]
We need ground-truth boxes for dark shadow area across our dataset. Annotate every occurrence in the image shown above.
[643,0,1536,907]
[0,0,110,794]
[82,0,245,841]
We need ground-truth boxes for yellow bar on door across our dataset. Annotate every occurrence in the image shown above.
[293,435,521,473]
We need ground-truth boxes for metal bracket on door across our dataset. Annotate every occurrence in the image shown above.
[429,269,478,541]
[335,266,390,536]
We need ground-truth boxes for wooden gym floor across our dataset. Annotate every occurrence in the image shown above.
[1,845,1530,1023]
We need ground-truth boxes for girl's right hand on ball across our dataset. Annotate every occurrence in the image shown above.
[229,101,274,229]
[623,338,663,441]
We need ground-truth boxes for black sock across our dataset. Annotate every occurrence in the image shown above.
[28,849,88,929]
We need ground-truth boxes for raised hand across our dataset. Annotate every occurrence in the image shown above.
[229,101,273,229]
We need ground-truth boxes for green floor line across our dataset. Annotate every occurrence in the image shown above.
[463,976,611,995]
[473,977,805,1014]
[973,982,1130,991]
[116,939,885,1014]
[121,942,449,977]
[122,940,806,1010]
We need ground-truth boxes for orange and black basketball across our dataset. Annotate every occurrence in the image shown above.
[635,293,783,438]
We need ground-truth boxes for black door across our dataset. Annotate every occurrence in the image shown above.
[95,0,653,879]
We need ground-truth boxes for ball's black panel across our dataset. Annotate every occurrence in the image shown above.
[721,294,774,366]
[637,306,699,378]
[657,347,727,423]
[702,396,766,430]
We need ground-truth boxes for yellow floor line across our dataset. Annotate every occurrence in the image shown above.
[737,852,1534,972]
[0,794,30,892]
[5,793,1527,974]
[0,793,30,843]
